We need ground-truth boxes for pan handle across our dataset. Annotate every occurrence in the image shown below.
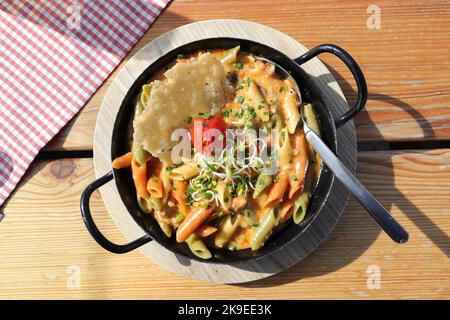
[80,171,152,254]
[294,44,367,129]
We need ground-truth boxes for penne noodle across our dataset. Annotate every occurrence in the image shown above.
[170,162,200,181]
[155,216,172,238]
[112,152,133,169]
[147,176,163,198]
[136,194,152,214]
[250,208,279,251]
[264,170,289,209]
[216,179,231,211]
[303,103,322,177]
[131,158,149,199]
[278,128,292,170]
[214,214,242,248]
[132,142,149,166]
[160,163,173,202]
[149,196,163,211]
[303,103,320,136]
[244,80,270,122]
[194,224,218,238]
[279,80,300,134]
[176,206,214,243]
[186,234,212,259]
[253,174,273,199]
[279,195,297,224]
[293,192,311,224]
[288,130,309,199]
[219,45,240,65]
[172,180,188,214]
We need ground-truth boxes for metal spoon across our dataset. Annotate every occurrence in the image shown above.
[256,57,409,243]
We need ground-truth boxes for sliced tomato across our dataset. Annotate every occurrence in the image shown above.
[190,115,226,154]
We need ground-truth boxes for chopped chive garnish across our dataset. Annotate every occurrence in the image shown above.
[246,77,252,87]
[198,112,212,119]
[152,178,158,182]
[177,53,184,58]
[237,96,245,104]
[235,62,243,69]
[185,116,192,124]
[291,175,298,181]
[279,86,285,92]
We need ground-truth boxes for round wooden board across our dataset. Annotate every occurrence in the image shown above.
[93,19,356,284]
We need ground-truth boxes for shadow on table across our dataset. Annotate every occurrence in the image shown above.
[236,63,449,288]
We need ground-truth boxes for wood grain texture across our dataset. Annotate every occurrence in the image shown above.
[44,0,450,151]
[1,150,449,299]
[91,19,356,283]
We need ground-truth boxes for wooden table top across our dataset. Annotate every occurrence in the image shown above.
[1,0,449,299]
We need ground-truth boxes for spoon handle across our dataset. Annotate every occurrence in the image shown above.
[304,128,409,243]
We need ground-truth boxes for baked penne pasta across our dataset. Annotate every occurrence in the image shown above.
[112,47,322,257]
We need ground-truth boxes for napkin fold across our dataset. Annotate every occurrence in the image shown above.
[0,0,170,207]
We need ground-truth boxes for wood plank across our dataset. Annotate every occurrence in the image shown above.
[1,149,449,299]
[44,0,450,151]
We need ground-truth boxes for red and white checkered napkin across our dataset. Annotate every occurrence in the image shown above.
[0,0,170,207]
